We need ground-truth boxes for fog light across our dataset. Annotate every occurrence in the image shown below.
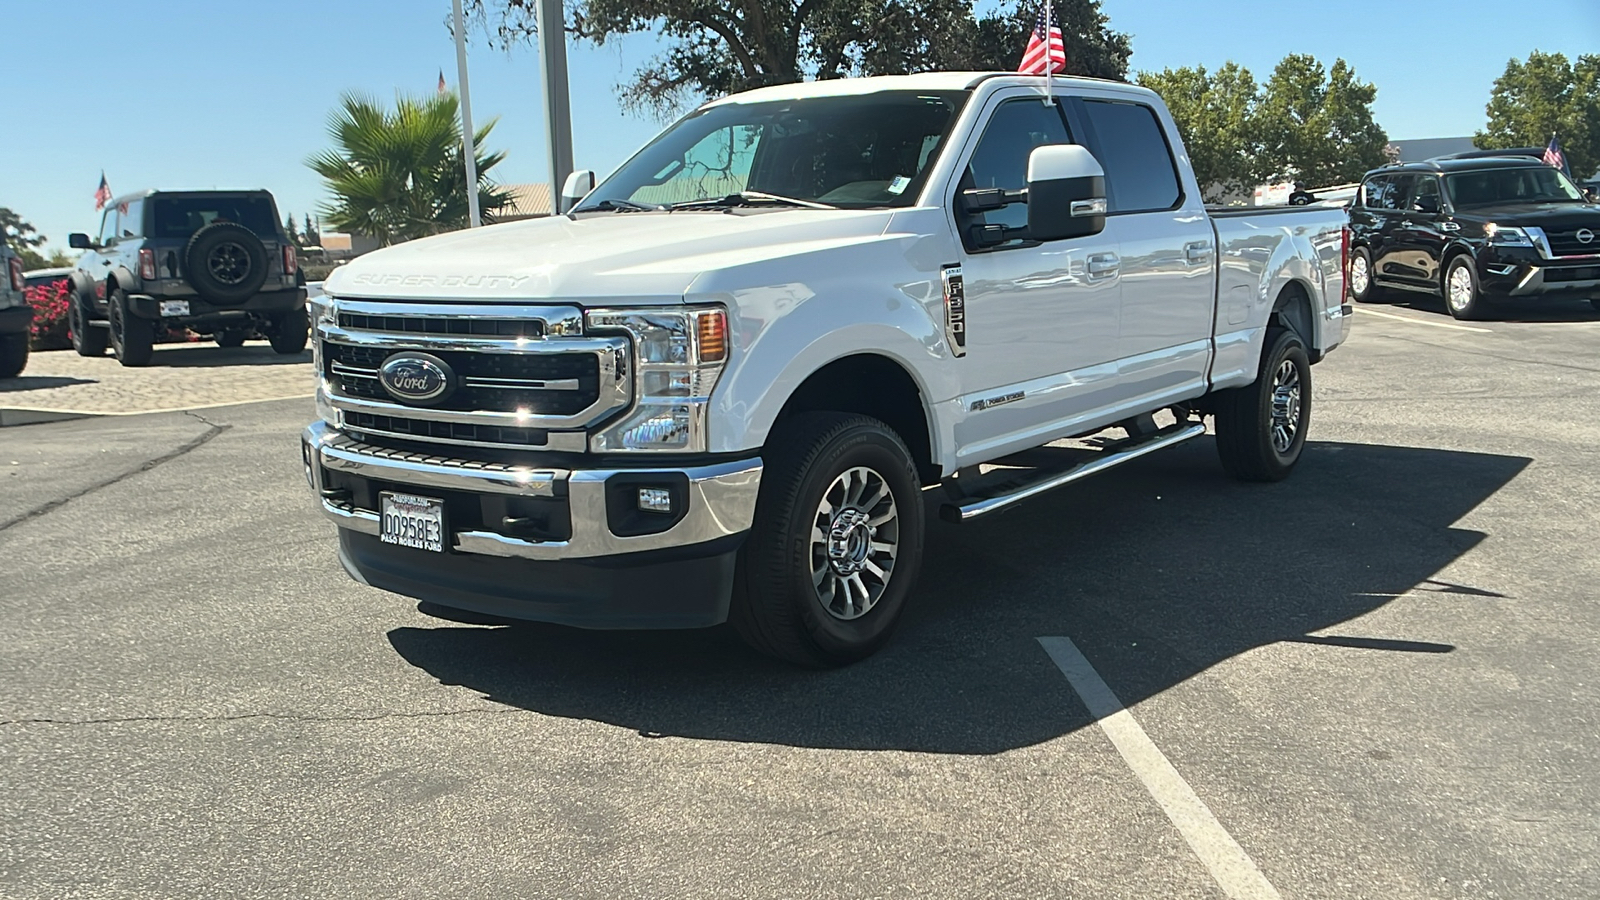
[637,487,674,514]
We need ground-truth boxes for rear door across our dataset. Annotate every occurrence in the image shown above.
[1370,174,1415,284]
[1070,94,1216,410]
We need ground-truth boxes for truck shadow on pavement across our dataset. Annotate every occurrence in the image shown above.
[0,375,98,392]
[143,346,312,368]
[387,440,1529,754]
[1383,295,1600,323]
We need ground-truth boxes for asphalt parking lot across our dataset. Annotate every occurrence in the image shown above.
[1,295,1597,899]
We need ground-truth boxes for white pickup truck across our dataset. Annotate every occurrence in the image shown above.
[303,73,1350,666]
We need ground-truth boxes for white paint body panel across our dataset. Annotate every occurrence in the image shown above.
[323,74,1349,476]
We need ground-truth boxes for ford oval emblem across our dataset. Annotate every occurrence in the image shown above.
[378,352,456,406]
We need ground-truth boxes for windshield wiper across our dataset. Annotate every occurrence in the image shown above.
[577,198,661,212]
[666,191,838,211]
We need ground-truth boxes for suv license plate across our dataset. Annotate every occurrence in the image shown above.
[379,492,446,553]
[159,300,190,317]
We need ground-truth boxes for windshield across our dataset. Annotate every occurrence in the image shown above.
[578,91,969,211]
[1445,167,1585,208]
[150,196,278,239]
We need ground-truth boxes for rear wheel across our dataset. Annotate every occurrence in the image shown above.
[0,333,28,379]
[731,412,925,667]
[1444,255,1489,320]
[267,306,309,354]
[1214,328,1311,482]
[69,295,108,357]
[215,329,248,348]
[107,288,154,367]
[1348,247,1384,303]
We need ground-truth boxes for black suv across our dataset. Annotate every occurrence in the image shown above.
[1347,157,1600,319]
[68,190,308,366]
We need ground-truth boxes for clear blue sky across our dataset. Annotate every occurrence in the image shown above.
[2,0,1596,255]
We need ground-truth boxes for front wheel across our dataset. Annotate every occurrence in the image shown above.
[1444,256,1489,320]
[267,307,308,354]
[0,333,28,379]
[1214,328,1311,482]
[731,412,926,668]
[107,288,154,367]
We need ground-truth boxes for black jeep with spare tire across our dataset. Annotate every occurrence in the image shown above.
[68,190,308,366]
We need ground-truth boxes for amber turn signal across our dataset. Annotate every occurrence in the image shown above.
[697,309,728,363]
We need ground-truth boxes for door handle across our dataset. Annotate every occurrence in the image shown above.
[1087,253,1120,277]
[1185,241,1214,262]
[1440,222,1460,233]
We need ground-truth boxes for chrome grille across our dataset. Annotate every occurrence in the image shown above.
[318,300,629,451]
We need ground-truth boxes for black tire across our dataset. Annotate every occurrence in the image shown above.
[267,306,309,354]
[69,294,108,357]
[184,222,269,305]
[0,333,28,379]
[731,412,926,668]
[1214,328,1311,482]
[215,329,249,348]
[107,288,154,367]
[1348,246,1384,303]
[1443,255,1490,320]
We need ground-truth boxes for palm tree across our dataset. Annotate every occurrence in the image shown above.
[308,92,514,246]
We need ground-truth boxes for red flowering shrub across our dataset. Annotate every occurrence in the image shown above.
[23,279,72,351]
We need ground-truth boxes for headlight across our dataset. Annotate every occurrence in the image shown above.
[586,305,729,452]
[1485,224,1533,247]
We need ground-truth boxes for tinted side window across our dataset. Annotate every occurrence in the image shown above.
[98,209,118,244]
[1082,100,1182,213]
[1386,175,1417,211]
[964,99,1073,235]
[1412,177,1441,212]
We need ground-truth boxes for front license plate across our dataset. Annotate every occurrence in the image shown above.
[379,492,446,553]
[159,300,190,317]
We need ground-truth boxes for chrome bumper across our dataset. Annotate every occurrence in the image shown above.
[302,421,762,560]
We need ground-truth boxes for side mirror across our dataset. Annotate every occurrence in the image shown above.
[1026,144,1107,242]
[69,232,92,250]
[560,170,596,214]
[1414,195,1440,214]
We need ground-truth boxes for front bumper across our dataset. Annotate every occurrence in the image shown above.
[1478,252,1600,299]
[0,304,33,336]
[302,422,763,628]
[126,287,305,321]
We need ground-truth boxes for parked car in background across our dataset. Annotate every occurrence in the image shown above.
[1347,157,1600,319]
[0,245,31,378]
[67,190,308,366]
[302,72,1351,666]
[23,266,74,291]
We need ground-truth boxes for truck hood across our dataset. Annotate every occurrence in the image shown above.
[324,209,897,303]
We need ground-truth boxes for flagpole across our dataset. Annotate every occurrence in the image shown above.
[1043,2,1054,105]
[451,0,482,228]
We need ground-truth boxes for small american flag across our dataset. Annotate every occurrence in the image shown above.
[1017,4,1066,76]
[438,70,448,95]
[1543,135,1567,174]
[93,172,111,211]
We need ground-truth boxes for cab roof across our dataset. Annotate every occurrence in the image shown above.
[702,72,1156,107]
[1369,157,1553,177]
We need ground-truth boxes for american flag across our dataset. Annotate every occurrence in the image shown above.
[438,70,448,95]
[93,172,111,211]
[1017,4,1066,76]
[1543,135,1567,174]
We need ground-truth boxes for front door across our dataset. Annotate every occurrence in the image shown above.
[1391,175,1448,288]
[950,92,1122,465]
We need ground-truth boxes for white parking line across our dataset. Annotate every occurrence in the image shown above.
[1038,637,1284,900]
[1355,307,1492,333]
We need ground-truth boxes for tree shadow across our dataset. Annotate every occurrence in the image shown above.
[386,440,1529,754]
[0,375,99,392]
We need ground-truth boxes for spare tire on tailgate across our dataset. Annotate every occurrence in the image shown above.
[184,222,269,305]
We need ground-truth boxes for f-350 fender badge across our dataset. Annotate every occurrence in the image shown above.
[941,264,966,358]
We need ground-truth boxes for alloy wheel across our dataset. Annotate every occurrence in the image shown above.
[1447,265,1475,312]
[1350,254,1370,297]
[810,466,899,621]
[1269,359,1302,454]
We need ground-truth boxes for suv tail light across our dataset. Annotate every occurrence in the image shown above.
[282,244,297,276]
[1340,226,1351,280]
[7,256,22,292]
[138,248,158,281]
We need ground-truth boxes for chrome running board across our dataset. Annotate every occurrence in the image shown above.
[939,422,1207,523]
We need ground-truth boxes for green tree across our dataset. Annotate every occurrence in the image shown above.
[469,0,1131,116]
[1255,55,1388,187]
[1,208,45,257]
[284,212,300,245]
[1136,63,1261,203]
[1475,51,1600,179]
[307,92,513,246]
[304,215,321,248]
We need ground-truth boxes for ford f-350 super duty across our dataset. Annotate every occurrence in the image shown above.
[303,73,1351,666]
